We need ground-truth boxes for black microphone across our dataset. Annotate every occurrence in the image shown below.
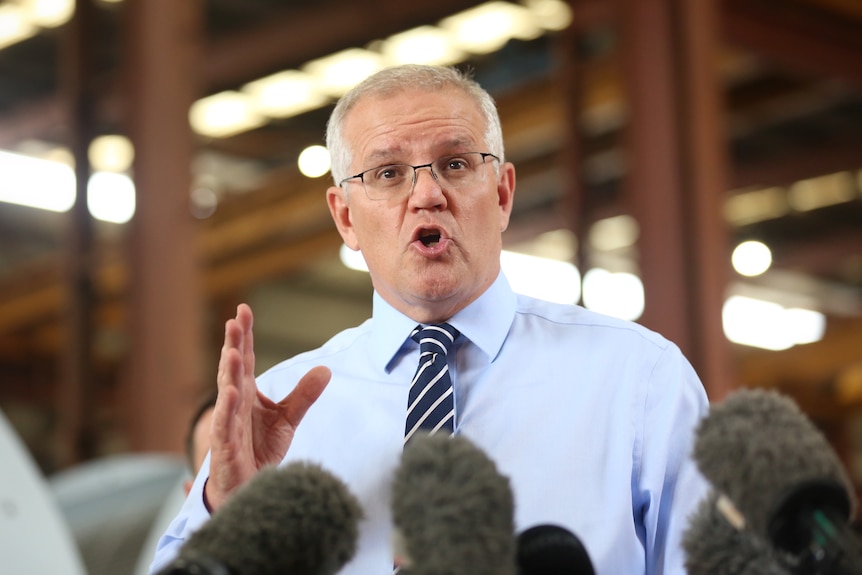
[516,524,595,575]
[391,433,518,575]
[691,388,862,575]
[157,461,363,575]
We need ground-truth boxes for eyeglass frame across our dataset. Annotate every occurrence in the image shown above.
[337,151,501,200]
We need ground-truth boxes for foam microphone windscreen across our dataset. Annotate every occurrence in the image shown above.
[682,491,793,575]
[159,461,363,575]
[692,387,855,539]
[391,433,517,575]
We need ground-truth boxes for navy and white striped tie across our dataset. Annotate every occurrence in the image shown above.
[404,323,460,444]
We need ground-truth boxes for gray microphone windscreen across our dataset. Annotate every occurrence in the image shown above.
[176,461,363,575]
[692,387,855,538]
[392,433,517,575]
[682,491,793,575]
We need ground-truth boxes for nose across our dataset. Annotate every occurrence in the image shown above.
[408,165,447,209]
[410,164,438,189]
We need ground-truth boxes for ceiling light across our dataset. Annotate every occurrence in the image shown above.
[297,145,331,178]
[189,91,266,138]
[340,244,368,272]
[380,26,464,66]
[724,186,789,226]
[243,70,329,119]
[731,240,772,277]
[502,250,581,304]
[524,0,573,31]
[0,4,37,50]
[21,0,74,28]
[87,172,135,224]
[582,268,644,321]
[0,149,75,212]
[303,49,386,97]
[722,295,825,351]
[441,2,541,55]
[788,171,855,212]
[88,134,135,173]
[588,214,639,252]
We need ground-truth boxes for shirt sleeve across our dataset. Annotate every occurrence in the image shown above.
[146,456,214,574]
[636,342,711,575]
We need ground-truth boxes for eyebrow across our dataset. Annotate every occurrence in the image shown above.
[363,137,479,166]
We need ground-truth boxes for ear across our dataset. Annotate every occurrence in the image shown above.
[327,185,360,250]
[496,161,516,232]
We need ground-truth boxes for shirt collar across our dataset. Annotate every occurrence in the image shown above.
[371,271,517,372]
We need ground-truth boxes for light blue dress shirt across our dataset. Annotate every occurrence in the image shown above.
[149,271,710,575]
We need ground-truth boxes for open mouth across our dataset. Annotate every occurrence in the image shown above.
[418,229,442,247]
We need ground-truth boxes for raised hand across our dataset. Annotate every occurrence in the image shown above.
[205,303,331,511]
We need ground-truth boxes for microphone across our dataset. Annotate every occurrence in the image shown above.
[391,433,517,575]
[683,491,792,574]
[516,524,595,575]
[157,461,363,575]
[690,387,862,574]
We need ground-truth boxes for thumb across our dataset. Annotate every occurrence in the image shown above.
[281,365,331,427]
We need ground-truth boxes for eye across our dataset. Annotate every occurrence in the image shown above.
[444,157,470,171]
[369,164,409,184]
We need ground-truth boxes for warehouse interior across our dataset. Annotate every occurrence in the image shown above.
[0,0,861,571]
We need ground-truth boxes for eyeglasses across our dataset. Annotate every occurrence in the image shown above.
[339,152,500,201]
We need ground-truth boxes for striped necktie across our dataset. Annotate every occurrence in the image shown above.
[404,323,460,444]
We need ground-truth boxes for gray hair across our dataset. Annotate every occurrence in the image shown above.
[325,64,505,185]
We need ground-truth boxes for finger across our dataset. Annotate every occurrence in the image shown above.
[236,303,256,385]
[213,308,251,446]
[281,365,332,427]
[218,318,243,392]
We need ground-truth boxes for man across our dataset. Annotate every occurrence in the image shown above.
[182,391,217,495]
[149,64,709,574]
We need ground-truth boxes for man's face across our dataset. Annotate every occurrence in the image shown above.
[327,87,516,323]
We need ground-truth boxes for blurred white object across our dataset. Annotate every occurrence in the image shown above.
[0,409,87,575]
[50,453,186,575]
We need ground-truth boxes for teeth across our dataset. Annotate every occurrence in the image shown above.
[420,231,441,246]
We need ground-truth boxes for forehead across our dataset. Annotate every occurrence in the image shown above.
[342,87,487,163]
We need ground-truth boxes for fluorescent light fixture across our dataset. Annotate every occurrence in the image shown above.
[340,244,368,272]
[189,91,266,138]
[722,295,825,350]
[582,268,645,321]
[0,4,37,50]
[788,171,855,212]
[588,214,639,252]
[501,250,581,304]
[731,240,772,277]
[0,148,137,223]
[441,1,541,55]
[784,307,826,345]
[524,0,573,31]
[297,145,331,178]
[88,134,135,173]
[87,172,136,224]
[303,49,386,97]
[0,149,76,212]
[22,0,74,28]
[243,70,329,119]
[724,186,789,226]
[380,26,465,66]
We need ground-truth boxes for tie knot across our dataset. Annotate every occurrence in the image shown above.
[411,323,459,355]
